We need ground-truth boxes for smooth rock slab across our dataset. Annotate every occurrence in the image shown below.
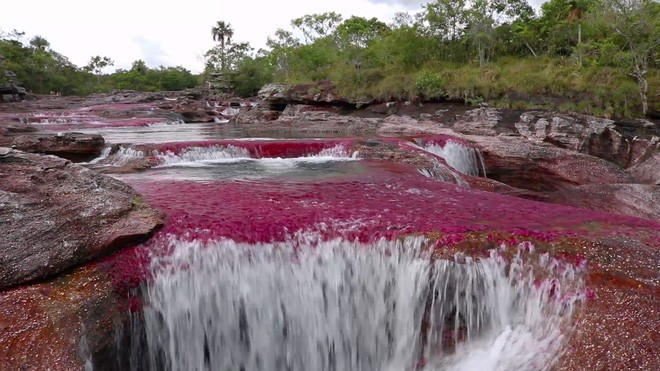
[12,132,105,162]
[540,183,660,221]
[0,149,163,289]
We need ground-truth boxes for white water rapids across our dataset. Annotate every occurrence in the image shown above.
[136,236,584,371]
[421,141,486,177]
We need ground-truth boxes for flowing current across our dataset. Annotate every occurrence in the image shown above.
[421,141,486,177]
[134,236,584,371]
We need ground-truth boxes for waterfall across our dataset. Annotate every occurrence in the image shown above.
[85,146,112,165]
[85,146,146,167]
[157,145,252,166]
[134,236,583,371]
[422,141,486,177]
[156,144,356,167]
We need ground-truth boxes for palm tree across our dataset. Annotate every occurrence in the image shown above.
[566,0,588,66]
[211,21,234,50]
[29,36,50,50]
[211,21,234,71]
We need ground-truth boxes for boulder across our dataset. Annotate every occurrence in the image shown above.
[258,81,355,108]
[515,112,660,168]
[628,151,660,184]
[470,136,636,191]
[0,265,122,370]
[537,183,660,221]
[0,66,27,103]
[451,107,505,136]
[12,132,105,162]
[0,149,164,289]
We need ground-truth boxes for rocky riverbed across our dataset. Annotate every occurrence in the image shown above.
[0,83,658,370]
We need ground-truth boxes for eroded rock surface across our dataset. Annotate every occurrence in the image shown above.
[12,132,105,162]
[1,86,658,370]
[0,149,163,289]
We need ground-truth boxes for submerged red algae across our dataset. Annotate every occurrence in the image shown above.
[0,265,122,370]
[121,160,657,246]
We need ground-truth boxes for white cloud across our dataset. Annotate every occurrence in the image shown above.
[1,0,546,73]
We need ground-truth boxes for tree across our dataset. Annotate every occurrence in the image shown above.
[566,0,590,66]
[29,36,50,51]
[211,21,234,71]
[465,0,496,67]
[512,20,540,57]
[205,42,252,72]
[84,55,114,84]
[266,29,301,80]
[131,59,148,74]
[424,0,467,43]
[336,16,389,48]
[212,21,234,50]
[600,0,659,115]
[291,12,343,43]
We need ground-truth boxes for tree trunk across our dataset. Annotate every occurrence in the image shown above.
[577,21,582,67]
[525,42,538,58]
[633,54,649,116]
[636,71,648,116]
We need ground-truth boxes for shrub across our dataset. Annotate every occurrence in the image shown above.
[415,70,444,99]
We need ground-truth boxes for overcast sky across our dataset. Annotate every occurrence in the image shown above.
[0,0,545,73]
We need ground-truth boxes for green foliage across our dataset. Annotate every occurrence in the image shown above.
[107,65,198,92]
[291,12,343,43]
[1,1,657,118]
[251,1,658,118]
[416,70,445,99]
[231,56,273,97]
[0,30,200,95]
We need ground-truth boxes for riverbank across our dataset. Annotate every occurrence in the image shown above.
[0,86,658,370]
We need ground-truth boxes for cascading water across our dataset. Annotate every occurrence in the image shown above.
[155,144,357,167]
[422,141,486,177]
[88,146,146,166]
[134,236,584,371]
[157,145,252,166]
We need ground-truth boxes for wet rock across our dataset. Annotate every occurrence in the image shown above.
[12,132,105,162]
[470,135,636,191]
[2,123,38,134]
[231,103,282,125]
[176,108,215,123]
[0,265,122,370]
[350,139,465,186]
[235,108,382,133]
[0,150,164,289]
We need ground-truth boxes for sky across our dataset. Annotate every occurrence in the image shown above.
[0,0,545,74]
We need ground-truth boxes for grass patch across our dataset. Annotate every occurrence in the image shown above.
[307,56,659,118]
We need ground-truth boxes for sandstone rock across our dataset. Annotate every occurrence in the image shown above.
[258,81,355,107]
[231,103,282,125]
[349,139,466,186]
[451,107,504,136]
[628,151,660,184]
[470,136,636,191]
[0,265,122,370]
[281,104,343,117]
[0,150,163,289]
[12,132,105,162]
[176,108,215,123]
[537,184,660,220]
[514,111,660,168]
